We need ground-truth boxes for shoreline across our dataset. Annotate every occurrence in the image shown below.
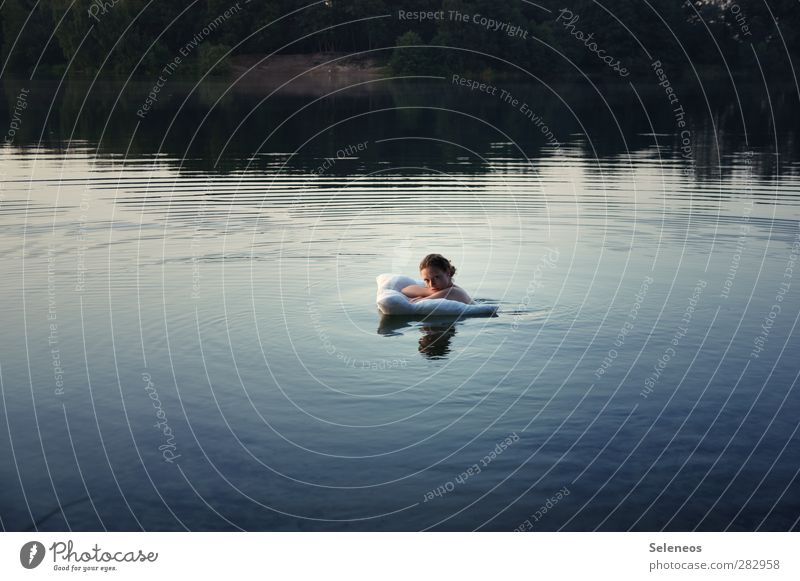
[229,52,387,94]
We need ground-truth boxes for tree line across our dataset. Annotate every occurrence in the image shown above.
[1,0,798,80]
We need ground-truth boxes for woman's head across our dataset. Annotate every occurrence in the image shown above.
[419,253,456,291]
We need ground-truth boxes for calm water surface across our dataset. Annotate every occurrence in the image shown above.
[1,79,799,531]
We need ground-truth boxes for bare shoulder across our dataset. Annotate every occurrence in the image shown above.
[449,285,474,304]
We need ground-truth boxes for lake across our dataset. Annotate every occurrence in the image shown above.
[0,77,798,531]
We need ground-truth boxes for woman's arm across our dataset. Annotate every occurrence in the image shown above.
[411,286,474,304]
[401,284,434,298]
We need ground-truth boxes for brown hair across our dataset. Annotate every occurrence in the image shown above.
[419,253,456,277]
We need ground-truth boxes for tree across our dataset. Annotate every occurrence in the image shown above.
[389,30,439,75]
[2,0,65,77]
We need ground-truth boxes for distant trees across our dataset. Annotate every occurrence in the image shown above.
[0,0,796,79]
[2,0,66,76]
[388,31,433,75]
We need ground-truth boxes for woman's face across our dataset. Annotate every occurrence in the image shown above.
[421,266,452,291]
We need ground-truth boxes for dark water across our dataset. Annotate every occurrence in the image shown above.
[1,78,799,531]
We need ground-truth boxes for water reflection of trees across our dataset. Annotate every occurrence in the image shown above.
[1,78,798,181]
